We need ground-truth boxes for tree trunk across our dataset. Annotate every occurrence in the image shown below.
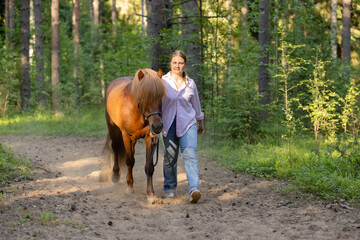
[20,0,31,110]
[112,0,117,35]
[331,0,337,60]
[9,0,15,50]
[5,0,9,47]
[227,0,232,78]
[258,0,271,118]
[93,0,100,25]
[73,0,80,106]
[92,0,105,97]
[240,3,248,50]
[34,0,45,108]
[342,0,351,60]
[51,0,60,112]
[182,0,202,91]
[146,0,172,72]
[141,0,145,36]
[342,0,351,82]
[29,0,35,65]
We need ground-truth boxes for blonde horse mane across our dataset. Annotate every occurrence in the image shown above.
[131,69,166,112]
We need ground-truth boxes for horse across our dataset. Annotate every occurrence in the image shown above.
[105,69,166,202]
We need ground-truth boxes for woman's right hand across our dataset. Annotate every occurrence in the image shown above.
[197,120,205,135]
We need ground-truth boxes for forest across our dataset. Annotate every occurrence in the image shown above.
[1,0,360,203]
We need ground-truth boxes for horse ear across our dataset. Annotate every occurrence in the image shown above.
[157,69,163,78]
[138,70,145,80]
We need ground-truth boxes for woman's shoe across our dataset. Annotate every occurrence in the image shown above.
[190,190,201,203]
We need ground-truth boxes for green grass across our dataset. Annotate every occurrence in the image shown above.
[0,109,107,136]
[199,135,360,204]
[0,143,32,184]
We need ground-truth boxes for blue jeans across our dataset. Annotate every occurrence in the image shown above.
[163,120,199,195]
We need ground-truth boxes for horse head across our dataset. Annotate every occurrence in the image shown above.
[132,69,166,136]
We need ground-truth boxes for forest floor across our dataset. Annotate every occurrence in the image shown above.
[0,135,359,240]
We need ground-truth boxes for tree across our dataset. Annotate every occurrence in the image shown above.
[182,0,201,90]
[141,0,145,36]
[51,0,60,112]
[146,0,173,72]
[6,0,16,51]
[92,0,105,97]
[258,0,270,118]
[112,0,117,35]
[93,0,100,25]
[20,0,31,110]
[342,0,351,82]
[226,0,232,78]
[5,0,9,48]
[73,0,80,106]
[331,0,337,60]
[34,0,45,108]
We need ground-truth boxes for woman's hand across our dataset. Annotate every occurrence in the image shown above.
[197,120,205,135]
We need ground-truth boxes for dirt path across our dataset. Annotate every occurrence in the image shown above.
[0,136,359,240]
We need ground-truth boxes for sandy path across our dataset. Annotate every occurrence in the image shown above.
[0,136,359,240]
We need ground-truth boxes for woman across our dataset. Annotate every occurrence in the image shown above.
[161,50,205,203]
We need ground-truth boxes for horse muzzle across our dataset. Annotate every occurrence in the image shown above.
[151,122,163,135]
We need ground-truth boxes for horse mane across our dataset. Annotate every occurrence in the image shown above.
[131,69,166,111]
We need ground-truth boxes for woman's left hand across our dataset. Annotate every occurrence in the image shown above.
[197,120,205,135]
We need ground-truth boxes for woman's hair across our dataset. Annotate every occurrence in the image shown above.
[171,50,187,79]
[171,50,187,64]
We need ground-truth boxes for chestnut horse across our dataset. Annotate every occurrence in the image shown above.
[105,69,166,200]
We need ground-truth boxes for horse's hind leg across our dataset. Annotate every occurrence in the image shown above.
[111,141,120,183]
[107,121,125,183]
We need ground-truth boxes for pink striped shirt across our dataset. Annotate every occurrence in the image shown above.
[162,72,204,138]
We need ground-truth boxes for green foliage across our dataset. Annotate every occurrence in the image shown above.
[39,211,55,224]
[340,79,360,136]
[199,135,360,203]
[12,211,33,227]
[0,191,12,206]
[0,44,20,115]
[0,143,32,184]
[298,50,339,145]
[271,28,307,144]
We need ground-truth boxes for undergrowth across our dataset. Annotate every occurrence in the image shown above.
[199,135,360,204]
[0,143,32,184]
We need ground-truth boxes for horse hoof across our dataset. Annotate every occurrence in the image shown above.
[147,195,163,205]
[111,172,120,183]
[126,187,135,194]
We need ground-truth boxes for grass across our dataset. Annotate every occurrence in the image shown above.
[0,109,107,136]
[199,135,360,204]
[0,143,32,184]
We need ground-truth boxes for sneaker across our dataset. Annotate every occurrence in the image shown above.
[190,190,201,203]
[165,192,175,198]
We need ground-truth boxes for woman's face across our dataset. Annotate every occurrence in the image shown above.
[170,56,186,77]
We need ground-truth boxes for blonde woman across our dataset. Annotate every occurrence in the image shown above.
[161,50,205,203]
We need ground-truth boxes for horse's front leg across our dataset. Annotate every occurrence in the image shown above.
[145,136,156,198]
[122,134,136,194]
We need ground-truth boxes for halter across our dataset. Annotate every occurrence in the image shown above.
[137,101,162,125]
[137,101,161,167]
